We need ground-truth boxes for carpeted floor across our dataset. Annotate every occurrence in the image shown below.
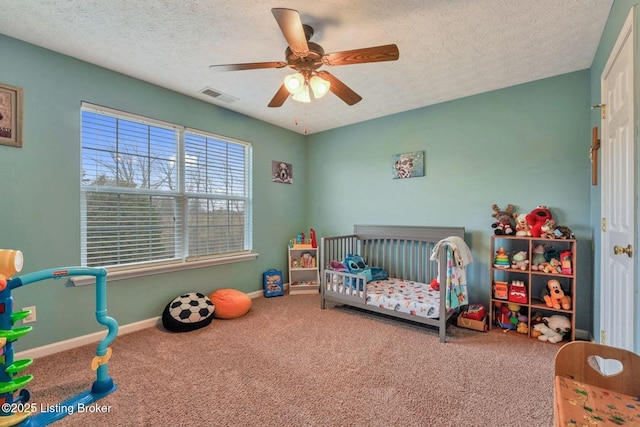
[21,294,559,426]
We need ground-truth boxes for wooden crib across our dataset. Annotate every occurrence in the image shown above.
[320,224,467,343]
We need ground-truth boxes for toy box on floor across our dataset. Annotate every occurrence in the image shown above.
[456,304,488,332]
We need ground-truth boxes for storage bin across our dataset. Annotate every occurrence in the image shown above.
[263,269,284,297]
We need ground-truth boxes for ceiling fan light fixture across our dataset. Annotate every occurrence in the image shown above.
[292,84,311,103]
[309,75,330,98]
[284,72,305,94]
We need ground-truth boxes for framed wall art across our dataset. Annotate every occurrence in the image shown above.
[392,151,424,179]
[0,83,23,148]
[272,160,293,184]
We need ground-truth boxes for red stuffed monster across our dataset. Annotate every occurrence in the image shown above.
[526,206,553,238]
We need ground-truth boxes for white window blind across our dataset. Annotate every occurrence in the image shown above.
[184,130,252,258]
[81,103,252,269]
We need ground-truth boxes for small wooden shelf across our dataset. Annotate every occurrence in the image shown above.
[288,246,319,295]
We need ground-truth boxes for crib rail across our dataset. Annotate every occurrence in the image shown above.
[323,270,368,305]
[320,233,440,303]
[320,234,359,270]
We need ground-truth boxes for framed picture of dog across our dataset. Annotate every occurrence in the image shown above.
[0,83,23,148]
[272,161,293,184]
[392,150,424,179]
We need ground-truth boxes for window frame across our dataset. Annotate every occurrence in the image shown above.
[74,103,256,286]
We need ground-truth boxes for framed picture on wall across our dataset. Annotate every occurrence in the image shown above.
[392,151,424,179]
[0,83,23,148]
[272,161,293,184]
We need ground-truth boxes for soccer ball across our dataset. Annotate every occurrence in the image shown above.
[162,292,215,332]
[170,293,214,323]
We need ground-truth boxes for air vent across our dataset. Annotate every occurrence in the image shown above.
[200,88,237,103]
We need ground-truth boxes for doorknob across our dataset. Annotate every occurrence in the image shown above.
[613,244,633,258]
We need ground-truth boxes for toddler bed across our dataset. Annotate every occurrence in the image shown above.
[320,225,470,343]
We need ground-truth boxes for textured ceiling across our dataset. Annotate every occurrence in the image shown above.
[0,0,613,135]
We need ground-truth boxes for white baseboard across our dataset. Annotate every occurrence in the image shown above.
[15,316,161,360]
[15,290,265,360]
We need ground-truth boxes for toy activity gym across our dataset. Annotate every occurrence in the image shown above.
[0,249,118,426]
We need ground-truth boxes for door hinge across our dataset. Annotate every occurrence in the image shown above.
[592,103,607,119]
[600,330,606,345]
[601,218,606,232]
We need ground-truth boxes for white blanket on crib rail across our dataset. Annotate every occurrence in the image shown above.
[430,236,473,268]
[430,236,473,310]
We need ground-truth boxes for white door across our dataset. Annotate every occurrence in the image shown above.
[600,8,636,351]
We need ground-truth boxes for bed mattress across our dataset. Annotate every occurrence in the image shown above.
[366,278,439,318]
[327,276,440,319]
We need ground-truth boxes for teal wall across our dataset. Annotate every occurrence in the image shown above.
[3,2,630,350]
[307,71,593,331]
[589,0,640,351]
[0,35,307,350]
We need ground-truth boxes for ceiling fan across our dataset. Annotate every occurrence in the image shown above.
[209,8,399,107]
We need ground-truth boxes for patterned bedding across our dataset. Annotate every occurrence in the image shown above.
[328,277,440,319]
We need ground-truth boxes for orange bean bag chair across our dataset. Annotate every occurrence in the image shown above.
[209,289,251,319]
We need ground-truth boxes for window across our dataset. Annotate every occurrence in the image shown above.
[80,103,253,273]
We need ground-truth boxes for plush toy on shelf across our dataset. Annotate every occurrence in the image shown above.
[553,225,575,240]
[526,206,553,238]
[542,279,571,310]
[491,204,516,235]
[540,259,562,274]
[512,212,532,236]
[516,318,529,334]
[530,312,544,338]
[535,246,562,273]
[532,315,571,343]
[540,219,557,239]
[530,244,546,270]
[510,251,529,270]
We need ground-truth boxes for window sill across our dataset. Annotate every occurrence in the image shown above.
[70,252,259,286]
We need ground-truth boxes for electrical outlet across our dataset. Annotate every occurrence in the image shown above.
[22,306,36,323]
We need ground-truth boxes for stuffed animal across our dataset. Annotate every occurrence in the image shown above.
[539,258,562,274]
[535,246,562,273]
[544,246,561,263]
[530,311,544,338]
[542,279,571,310]
[530,244,546,270]
[526,206,553,238]
[343,254,388,286]
[540,219,557,239]
[491,204,515,235]
[554,225,575,240]
[343,254,372,290]
[532,315,571,343]
[512,212,531,236]
[516,321,529,334]
[510,251,529,270]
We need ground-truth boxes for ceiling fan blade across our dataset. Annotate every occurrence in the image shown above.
[268,84,290,108]
[323,44,399,66]
[271,8,309,57]
[209,61,287,72]
[316,71,362,106]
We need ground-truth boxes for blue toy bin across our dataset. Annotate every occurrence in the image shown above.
[263,269,284,297]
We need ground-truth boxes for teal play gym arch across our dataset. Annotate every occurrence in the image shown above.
[0,249,118,426]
